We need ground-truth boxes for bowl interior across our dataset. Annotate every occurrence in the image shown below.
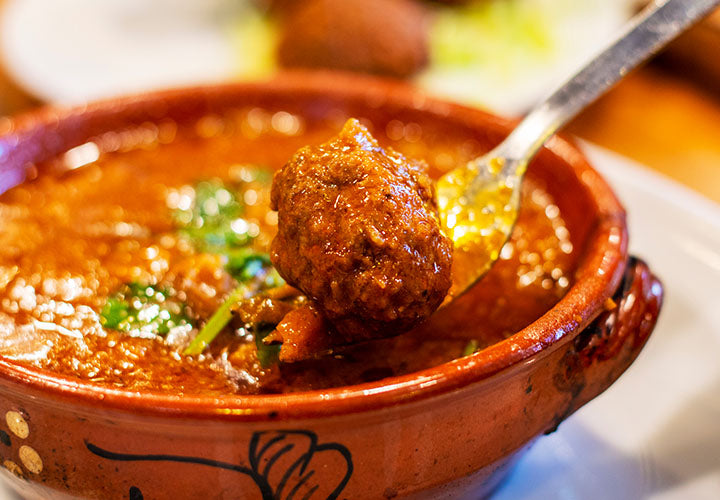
[0,73,627,419]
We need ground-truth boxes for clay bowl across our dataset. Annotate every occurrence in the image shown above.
[0,72,662,499]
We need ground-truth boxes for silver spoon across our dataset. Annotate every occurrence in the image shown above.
[437,0,720,300]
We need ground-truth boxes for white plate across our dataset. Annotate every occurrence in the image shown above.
[0,0,242,104]
[0,147,717,498]
[0,0,633,115]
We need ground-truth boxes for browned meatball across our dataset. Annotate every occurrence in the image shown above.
[256,0,305,17]
[276,0,429,78]
[270,119,453,348]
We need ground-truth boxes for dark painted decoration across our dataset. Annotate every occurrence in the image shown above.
[86,429,353,500]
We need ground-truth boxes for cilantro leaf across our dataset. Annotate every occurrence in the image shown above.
[254,323,281,368]
[173,179,252,251]
[462,339,479,357]
[100,283,192,337]
[225,248,285,288]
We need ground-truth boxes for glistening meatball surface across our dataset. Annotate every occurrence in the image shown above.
[270,119,453,346]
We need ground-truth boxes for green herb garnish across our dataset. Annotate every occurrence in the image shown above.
[253,324,281,368]
[173,179,252,251]
[225,248,285,288]
[183,262,285,357]
[183,284,249,356]
[462,339,479,357]
[172,170,287,363]
[100,283,192,337]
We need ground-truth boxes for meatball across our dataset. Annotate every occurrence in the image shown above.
[270,118,453,348]
[257,0,304,17]
[276,0,429,78]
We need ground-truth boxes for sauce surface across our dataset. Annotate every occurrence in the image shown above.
[0,111,576,395]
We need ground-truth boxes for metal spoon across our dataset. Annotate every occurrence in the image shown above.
[437,0,720,300]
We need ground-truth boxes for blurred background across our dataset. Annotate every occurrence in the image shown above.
[0,2,718,499]
[0,0,719,202]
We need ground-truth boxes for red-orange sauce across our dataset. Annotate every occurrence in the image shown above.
[0,111,576,395]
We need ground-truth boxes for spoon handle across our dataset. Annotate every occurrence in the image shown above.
[494,0,720,169]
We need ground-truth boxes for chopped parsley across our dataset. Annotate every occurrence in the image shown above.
[462,339,479,357]
[253,323,281,368]
[183,284,248,356]
[225,248,284,288]
[173,179,251,251]
[171,173,284,288]
[100,283,192,337]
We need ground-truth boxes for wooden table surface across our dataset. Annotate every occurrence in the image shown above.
[1,57,719,204]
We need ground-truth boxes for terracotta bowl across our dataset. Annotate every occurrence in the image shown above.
[0,73,662,499]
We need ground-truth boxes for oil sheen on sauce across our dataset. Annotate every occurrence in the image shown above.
[0,111,576,395]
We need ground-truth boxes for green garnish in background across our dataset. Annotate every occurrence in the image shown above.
[430,0,553,70]
[225,248,284,288]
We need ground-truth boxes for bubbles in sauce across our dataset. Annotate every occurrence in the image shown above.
[0,110,576,395]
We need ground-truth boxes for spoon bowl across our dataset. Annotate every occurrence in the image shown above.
[437,152,524,300]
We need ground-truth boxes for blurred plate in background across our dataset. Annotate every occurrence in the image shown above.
[0,0,634,115]
[0,0,248,103]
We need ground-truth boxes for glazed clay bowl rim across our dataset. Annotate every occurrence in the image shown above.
[0,72,627,421]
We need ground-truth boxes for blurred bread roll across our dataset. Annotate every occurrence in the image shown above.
[277,0,429,78]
